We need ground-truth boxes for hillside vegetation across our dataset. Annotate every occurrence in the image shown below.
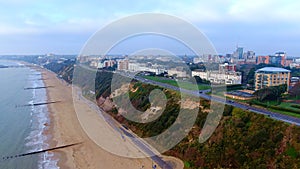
[91,71,300,169]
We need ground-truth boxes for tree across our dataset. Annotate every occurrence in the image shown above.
[289,83,300,99]
[253,84,287,102]
[194,76,203,84]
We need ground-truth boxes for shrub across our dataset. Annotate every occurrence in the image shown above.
[291,104,300,109]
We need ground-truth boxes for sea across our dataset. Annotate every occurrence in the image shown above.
[0,60,59,169]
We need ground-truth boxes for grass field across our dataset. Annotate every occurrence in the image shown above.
[251,99,300,118]
[142,76,211,91]
[268,108,300,118]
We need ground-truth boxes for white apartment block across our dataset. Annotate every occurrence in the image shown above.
[128,62,166,75]
[192,70,242,85]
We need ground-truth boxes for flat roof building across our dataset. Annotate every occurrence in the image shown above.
[192,70,242,85]
[255,67,290,91]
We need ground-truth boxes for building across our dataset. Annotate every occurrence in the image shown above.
[193,57,203,64]
[269,55,284,66]
[290,63,300,69]
[219,63,236,73]
[128,62,166,75]
[77,55,89,63]
[257,55,270,64]
[225,90,254,100]
[256,52,286,66]
[245,51,255,59]
[168,67,189,78]
[192,63,242,85]
[238,47,244,59]
[117,59,129,70]
[234,47,244,59]
[290,77,300,87]
[245,58,257,64]
[255,67,290,91]
[89,60,98,68]
[192,70,242,85]
[285,58,294,67]
[274,52,286,66]
[103,60,116,68]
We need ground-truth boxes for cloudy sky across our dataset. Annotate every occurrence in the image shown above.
[0,0,299,56]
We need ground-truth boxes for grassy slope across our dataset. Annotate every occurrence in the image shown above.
[251,100,300,118]
[142,76,211,90]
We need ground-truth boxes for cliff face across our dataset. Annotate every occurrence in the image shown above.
[97,96,114,112]
[58,63,74,83]
[43,60,75,84]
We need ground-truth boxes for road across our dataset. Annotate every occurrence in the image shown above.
[76,89,172,169]
[117,71,300,126]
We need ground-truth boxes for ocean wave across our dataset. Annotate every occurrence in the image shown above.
[39,152,60,169]
[25,70,59,169]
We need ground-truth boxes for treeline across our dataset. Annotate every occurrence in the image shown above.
[253,84,287,102]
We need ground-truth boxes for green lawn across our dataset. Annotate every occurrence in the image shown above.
[142,76,211,91]
[265,101,300,111]
[251,99,300,118]
[268,108,300,118]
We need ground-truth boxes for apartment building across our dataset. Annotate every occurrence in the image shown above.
[255,67,290,90]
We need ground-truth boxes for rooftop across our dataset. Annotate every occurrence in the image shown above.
[226,91,254,98]
[256,67,291,73]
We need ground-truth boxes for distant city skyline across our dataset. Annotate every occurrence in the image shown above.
[0,0,300,56]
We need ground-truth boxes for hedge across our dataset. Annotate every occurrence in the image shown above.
[291,104,300,109]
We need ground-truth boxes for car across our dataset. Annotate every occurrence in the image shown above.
[122,124,129,130]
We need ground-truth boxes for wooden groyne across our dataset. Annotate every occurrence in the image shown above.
[24,86,55,90]
[16,101,61,107]
[1,142,82,161]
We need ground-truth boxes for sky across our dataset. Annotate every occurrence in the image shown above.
[0,0,299,56]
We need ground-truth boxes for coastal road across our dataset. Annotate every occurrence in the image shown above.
[75,89,172,169]
[116,71,300,126]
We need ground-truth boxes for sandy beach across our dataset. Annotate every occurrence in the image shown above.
[39,68,184,169]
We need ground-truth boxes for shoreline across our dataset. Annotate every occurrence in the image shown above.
[16,60,62,169]
[16,61,69,169]
[1,60,183,169]
[42,74,68,169]
[41,68,76,169]
[38,66,183,169]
